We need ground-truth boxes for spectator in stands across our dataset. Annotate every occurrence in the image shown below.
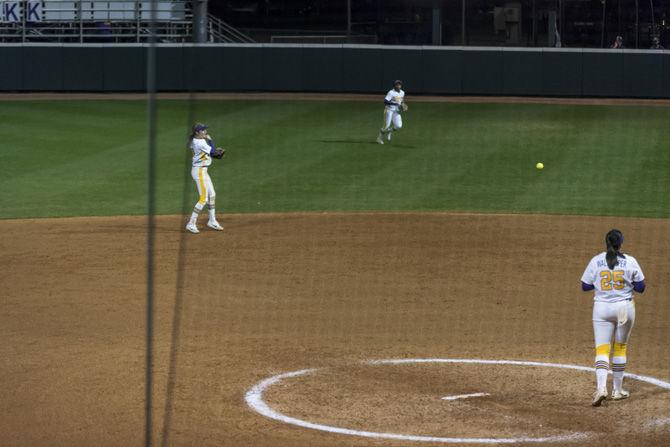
[611,35,624,48]
[95,21,113,43]
[650,36,664,49]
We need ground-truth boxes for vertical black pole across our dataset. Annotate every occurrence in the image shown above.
[601,0,607,48]
[461,0,466,45]
[431,0,442,45]
[650,0,656,40]
[532,0,536,46]
[21,0,25,42]
[559,0,564,42]
[193,0,208,43]
[377,0,383,43]
[78,0,83,43]
[557,0,561,43]
[160,96,197,447]
[145,0,158,446]
[635,0,639,48]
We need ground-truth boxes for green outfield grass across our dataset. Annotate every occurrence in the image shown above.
[0,99,668,219]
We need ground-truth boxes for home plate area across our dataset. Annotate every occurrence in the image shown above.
[247,359,670,445]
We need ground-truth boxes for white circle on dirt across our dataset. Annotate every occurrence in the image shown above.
[245,358,670,444]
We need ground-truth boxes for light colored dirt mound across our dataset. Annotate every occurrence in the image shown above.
[264,362,668,441]
[1,212,669,447]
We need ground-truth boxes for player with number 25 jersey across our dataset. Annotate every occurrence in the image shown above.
[581,229,645,407]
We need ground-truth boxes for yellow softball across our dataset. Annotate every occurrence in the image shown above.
[536,162,544,170]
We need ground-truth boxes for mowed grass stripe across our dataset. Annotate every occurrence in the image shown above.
[0,100,668,219]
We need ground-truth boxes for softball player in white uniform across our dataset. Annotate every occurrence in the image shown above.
[185,123,224,234]
[376,80,406,145]
[581,229,646,406]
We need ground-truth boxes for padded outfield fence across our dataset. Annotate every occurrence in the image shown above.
[2,43,670,98]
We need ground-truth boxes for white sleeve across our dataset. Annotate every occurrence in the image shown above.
[193,138,212,155]
[580,259,596,285]
[385,90,393,102]
[630,258,645,282]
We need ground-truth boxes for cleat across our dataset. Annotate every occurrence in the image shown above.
[185,222,199,234]
[207,220,224,231]
[612,390,629,400]
[376,134,384,145]
[592,389,608,407]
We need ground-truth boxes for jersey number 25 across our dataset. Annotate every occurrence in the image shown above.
[600,270,625,291]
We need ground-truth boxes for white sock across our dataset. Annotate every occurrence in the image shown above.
[613,373,623,392]
[596,368,608,391]
[595,355,609,391]
[208,207,216,221]
[190,203,204,224]
[612,356,626,392]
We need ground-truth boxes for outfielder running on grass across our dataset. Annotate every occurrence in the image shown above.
[185,123,225,234]
[377,79,407,145]
[581,229,646,406]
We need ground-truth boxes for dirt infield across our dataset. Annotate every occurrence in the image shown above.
[3,92,670,107]
[1,212,669,446]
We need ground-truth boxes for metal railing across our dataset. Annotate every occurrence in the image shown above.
[0,1,253,43]
[207,13,254,43]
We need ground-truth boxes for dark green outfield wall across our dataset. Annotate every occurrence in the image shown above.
[2,44,669,98]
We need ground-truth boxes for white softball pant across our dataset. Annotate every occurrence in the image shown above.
[593,300,635,347]
[383,108,402,131]
[191,166,216,207]
[592,300,635,383]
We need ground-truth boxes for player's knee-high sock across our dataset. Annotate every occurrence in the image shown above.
[190,202,205,224]
[612,342,627,392]
[207,196,216,221]
[595,343,611,391]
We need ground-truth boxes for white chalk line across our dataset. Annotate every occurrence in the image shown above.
[244,367,584,444]
[644,417,670,429]
[442,392,491,401]
[245,359,670,444]
[246,358,663,444]
[367,358,670,391]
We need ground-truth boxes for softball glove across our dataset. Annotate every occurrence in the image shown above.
[211,147,225,159]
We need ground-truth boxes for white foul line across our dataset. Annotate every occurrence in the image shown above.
[442,392,491,401]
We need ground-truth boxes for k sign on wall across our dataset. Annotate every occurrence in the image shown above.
[1,1,42,22]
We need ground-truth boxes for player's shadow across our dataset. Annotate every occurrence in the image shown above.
[318,139,415,148]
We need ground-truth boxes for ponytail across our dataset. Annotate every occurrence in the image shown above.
[605,229,624,269]
[186,130,196,150]
[606,245,618,270]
